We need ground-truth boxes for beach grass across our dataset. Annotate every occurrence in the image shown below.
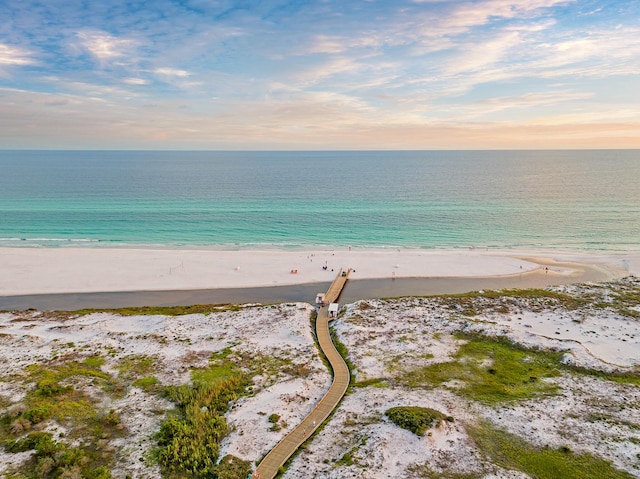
[133,375,161,392]
[352,377,388,388]
[70,303,247,317]
[117,354,157,380]
[154,350,249,478]
[153,340,318,478]
[0,356,127,478]
[405,465,484,479]
[441,278,640,319]
[564,364,640,386]
[330,326,357,388]
[409,420,635,479]
[439,288,591,316]
[396,333,563,403]
[467,420,635,479]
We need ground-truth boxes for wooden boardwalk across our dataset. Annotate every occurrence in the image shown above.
[252,269,351,479]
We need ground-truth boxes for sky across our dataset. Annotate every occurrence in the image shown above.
[1,0,639,150]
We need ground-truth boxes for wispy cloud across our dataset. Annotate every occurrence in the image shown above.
[123,77,148,85]
[0,0,638,148]
[447,90,596,120]
[75,31,134,63]
[0,43,35,66]
[442,31,522,76]
[154,68,191,77]
[0,43,36,77]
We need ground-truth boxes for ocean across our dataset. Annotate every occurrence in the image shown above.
[0,150,638,252]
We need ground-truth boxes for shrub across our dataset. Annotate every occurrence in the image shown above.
[268,413,280,424]
[34,379,72,397]
[155,374,247,477]
[5,432,56,454]
[23,406,52,424]
[385,406,448,436]
[103,409,121,426]
[215,454,252,479]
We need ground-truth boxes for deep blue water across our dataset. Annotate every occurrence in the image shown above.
[0,150,638,251]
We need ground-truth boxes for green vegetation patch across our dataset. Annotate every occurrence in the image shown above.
[117,354,157,380]
[154,349,250,478]
[405,464,483,479]
[396,333,563,403]
[0,356,126,478]
[438,288,590,316]
[215,454,252,479]
[191,363,237,386]
[468,421,635,479]
[335,436,368,468]
[385,406,450,436]
[208,345,312,388]
[70,303,246,317]
[13,359,114,428]
[133,375,161,393]
[566,364,640,387]
[153,341,317,477]
[588,277,640,318]
[83,355,106,368]
[441,278,640,319]
[614,290,640,313]
[353,377,388,389]
[330,326,356,386]
[5,432,112,479]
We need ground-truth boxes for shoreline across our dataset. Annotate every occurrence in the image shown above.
[1,246,637,310]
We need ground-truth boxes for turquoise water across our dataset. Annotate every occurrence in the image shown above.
[0,150,639,251]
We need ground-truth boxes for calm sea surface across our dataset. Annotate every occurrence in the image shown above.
[0,150,638,251]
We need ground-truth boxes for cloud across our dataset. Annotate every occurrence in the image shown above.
[435,0,572,29]
[154,68,191,77]
[76,31,134,63]
[305,35,350,55]
[447,90,596,120]
[123,77,149,85]
[1,83,639,150]
[443,31,522,76]
[0,43,36,69]
[1,0,639,149]
[291,57,366,88]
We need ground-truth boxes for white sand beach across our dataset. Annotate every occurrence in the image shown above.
[0,247,638,296]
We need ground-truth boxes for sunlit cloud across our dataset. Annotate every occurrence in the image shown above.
[0,43,35,66]
[123,77,148,85]
[76,31,134,63]
[0,0,638,149]
[154,68,191,77]
[305,35,349,55]
[438,0,573,28]
[442,31,522,76]
[448,91,596,120]
[292,57,366,87]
